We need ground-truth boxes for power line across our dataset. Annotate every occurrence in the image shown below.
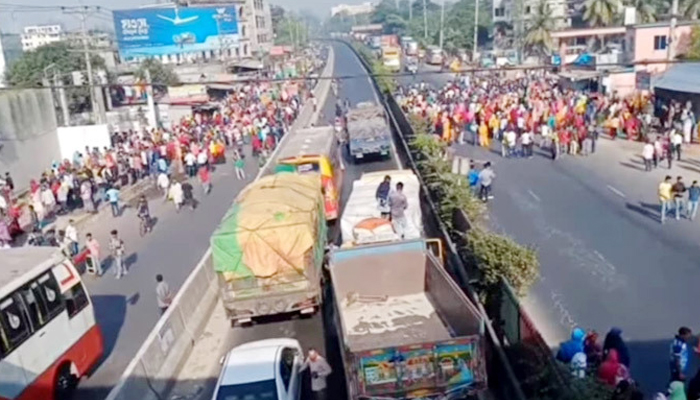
[4,56,697,91]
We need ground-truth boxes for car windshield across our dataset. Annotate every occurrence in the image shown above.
[215,379,279,400]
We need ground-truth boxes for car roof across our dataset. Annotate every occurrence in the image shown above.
[219,339,300,386]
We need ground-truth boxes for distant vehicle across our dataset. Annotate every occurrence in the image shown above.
[212,338,303,400]
[0,247,104,400]
[345,102,392,162]
[381,46,401,72]
[405,40,419,56]
[426,46,444,65]
[405,56,418,74]
[369,35,381,49]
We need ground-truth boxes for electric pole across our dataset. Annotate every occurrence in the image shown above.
[668,0,679,60]
[439,0,445,51]
[423,0,428,38]
[409,0,413,20]
[63,5,101,123]
[473,0,479,62]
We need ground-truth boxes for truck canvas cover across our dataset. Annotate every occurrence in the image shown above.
[341,170,423,245]
[211,173,325,281]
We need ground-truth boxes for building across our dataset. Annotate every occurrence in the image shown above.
[21,25,63,52]
[493,0,572,31]
[330,2,374,17]
[0,34,22,87]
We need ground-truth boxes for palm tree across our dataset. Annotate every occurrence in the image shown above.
[583,0,621,26]
[524,0,555,59]
[624,0,656,22]
[682,0,700,17]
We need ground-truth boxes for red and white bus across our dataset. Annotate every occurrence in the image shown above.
[0,247,104,400]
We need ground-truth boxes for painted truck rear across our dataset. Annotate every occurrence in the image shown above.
[210,173,327,324]
[345,102,392,162]
[329,239,487,399]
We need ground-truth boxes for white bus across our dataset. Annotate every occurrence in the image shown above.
[426,46,444,66]
[0,247,104,400]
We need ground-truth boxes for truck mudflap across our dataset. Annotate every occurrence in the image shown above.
[350,336,487,399]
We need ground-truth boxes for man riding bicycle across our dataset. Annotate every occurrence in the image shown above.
[137,195,151,233]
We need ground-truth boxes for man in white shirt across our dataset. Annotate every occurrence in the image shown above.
[157,172,170,200]
[65,219,79,256]
[155,274,173,315]
[196,151,208,169]
[642,141,654,172]
[504,130,517,158]
[184,151,196,177]
[521,131,533,158]
[672,129,683,161]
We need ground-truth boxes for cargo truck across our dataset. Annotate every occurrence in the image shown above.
[340,170,423,247]
[345,102,392,162]
[211,173,327,325]
[328,239,488,399]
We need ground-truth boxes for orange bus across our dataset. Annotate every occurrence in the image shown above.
[276,126,344,221]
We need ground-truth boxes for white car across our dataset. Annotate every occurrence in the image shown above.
[212,338,303,400]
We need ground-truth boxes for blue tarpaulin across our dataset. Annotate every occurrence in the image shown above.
[653,63,700,94]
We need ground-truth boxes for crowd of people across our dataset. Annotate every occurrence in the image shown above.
[396,73,697,162]
[556,326,700,400]
[0,77,311,251]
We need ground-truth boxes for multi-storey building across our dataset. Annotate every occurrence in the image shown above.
[21,25,63,52]
[330,2,374,17]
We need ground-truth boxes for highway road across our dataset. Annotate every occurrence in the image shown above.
[397,62,700,393]
[165,40,399,400]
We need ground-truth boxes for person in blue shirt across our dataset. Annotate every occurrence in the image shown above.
[556,327,586,364]
[687,180,700,220]
[106,186,121,217]
[467,163,479,194]
[670,326,693,382]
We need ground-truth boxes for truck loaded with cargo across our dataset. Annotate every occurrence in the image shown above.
[210,173,327,325]
[344,102,392,162]
[341,170,422,247]
[328,239,487,399]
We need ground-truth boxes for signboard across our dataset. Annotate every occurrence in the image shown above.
[636,71,651,91]
[113,6,238,58]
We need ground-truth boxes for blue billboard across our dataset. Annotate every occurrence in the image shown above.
[113,6,238,58]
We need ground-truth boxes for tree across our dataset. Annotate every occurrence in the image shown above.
[135,58,180,88]
[583,0,621,26]
[525,0,555,58]
[685,26,700,59]
[682,0,700,18]
[624,0,656,22]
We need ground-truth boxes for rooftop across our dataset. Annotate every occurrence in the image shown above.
[276,126,336,160]
[0,247,61,289]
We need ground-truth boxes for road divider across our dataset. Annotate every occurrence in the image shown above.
[104,45,335,400]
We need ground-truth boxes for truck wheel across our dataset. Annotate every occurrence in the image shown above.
[54,363,78,400]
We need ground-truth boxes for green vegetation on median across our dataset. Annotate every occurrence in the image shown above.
[351,42,396,96]
[406,114,539,297]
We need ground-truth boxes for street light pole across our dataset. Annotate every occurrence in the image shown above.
[439,0,445,51]
[473,0,479,62]
[63,5,101,123]
[668,0,679,60]
[423,0,428,39]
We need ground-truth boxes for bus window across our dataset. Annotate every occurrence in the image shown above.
[297,162,320,174]
[19,283,45,329]
[0,296,31,350]
[64,282,89,318]
[37,273,65,320]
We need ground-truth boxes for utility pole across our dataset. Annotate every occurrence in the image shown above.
[473,0,479,62]
[423,0,428,38]
[439,0,445,51]
[409,0,413,20]
[668,0,679,60]
[63,5,101,123]
[144,68,158,129]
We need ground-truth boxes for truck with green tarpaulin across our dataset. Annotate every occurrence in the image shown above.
[210,173,327,325]
[328,239,488,399]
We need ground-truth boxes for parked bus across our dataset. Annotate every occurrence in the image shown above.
[426,46,444,66]
[0,247,104,400]
[276,126,344,221]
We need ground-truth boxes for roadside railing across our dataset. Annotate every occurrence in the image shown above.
[104,46,336,400]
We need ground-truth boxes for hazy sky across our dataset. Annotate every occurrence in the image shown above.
[0,0,363,33]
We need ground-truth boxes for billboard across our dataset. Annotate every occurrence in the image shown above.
[113,6,238,58]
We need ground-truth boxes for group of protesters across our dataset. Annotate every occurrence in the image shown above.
[396,72,697,162]
[556,326,700,400]
[0,76,309,248]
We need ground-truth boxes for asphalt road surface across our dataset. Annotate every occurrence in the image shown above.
[396,63,700,393]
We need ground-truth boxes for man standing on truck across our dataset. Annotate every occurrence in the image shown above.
[301,348,332,400]
[376,175,392,219]
[389,182,408,239]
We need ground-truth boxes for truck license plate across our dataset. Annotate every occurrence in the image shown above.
[356,154,364,159]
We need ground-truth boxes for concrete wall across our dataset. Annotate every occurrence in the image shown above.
[633,25,694,74]
[57,124,112,160]
[0,89,58,193]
